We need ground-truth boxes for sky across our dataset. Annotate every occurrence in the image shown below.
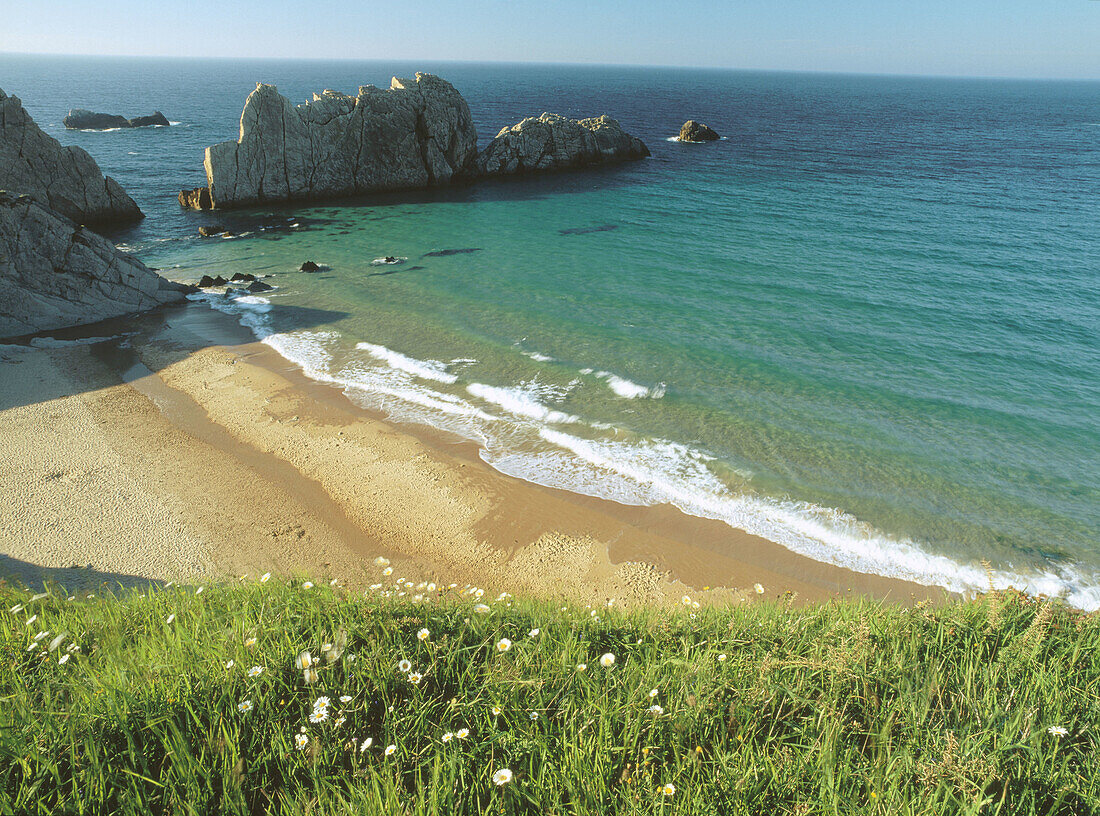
[3,1,1099,80]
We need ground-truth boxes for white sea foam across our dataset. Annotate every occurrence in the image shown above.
[523,351,555,362]
[188,294,1100,610]
[467,382,579,424]
[593,370,665,399]
[356,342,457,384]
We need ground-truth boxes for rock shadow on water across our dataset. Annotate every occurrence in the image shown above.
[367,265,425,277]
[559,224,619,235]
[422,248,482,257]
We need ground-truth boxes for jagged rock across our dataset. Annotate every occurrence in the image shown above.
[0,88,143,225]
[0,192,186,338]
[198,74,478,209]
[63,109,171,129]
[179,186,213,210]
[678,120,720,142]
[478,113,649,176]
[246,280,274,293]
[198,275,217,288]
[230,272,256,282]
[211,275,228,286]
[198,225,227,237]
[299,261,321,272]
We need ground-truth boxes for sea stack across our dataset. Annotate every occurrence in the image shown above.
[678,120,720,142]
[477,113,650,175]
[0,88,143,225]
[63,109,171,129]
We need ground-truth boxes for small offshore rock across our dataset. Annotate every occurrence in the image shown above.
[198,275,216,288]
[299,261,324,272]
[211,275,228,286]
[678,120,720,142]
[478,113,649,176]
[64,109,171,129]
[246,280,274,293]
[198,225,228,237]
[230,272,256,282]
[179,187,214,210]
[126,112,170,128]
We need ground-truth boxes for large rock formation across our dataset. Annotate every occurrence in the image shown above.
[64,109,171,129]
[678,120,720,142]
[0,192,187,338]
[0,88,143,225]
[181,75,650,209]
[477,113,650,176]
[189,74,478,209]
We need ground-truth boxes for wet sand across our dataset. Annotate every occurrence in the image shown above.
[0,302,942,608]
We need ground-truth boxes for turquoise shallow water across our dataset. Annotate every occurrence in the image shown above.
[3,56,1098,604]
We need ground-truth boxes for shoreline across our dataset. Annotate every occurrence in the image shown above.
[0,300,940,607]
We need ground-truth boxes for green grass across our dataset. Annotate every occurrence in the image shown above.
[0,575,1097,815]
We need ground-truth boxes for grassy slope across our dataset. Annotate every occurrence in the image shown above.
[0,578,1097,815]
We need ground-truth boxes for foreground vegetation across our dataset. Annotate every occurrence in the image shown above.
[0,572,1097,815]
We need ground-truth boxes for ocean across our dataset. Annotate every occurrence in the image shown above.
[3,54,1098,606]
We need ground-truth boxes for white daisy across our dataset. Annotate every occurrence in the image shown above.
[374,557,390,567]
[295,651,312,671]
[165,614,175,624]
[225,660,235,669]
[382,567,393,576]
[529,711,538,720]
[408,672,423,685]
[576,663,587,672]
[456,728,469,739]
[754,583,765,595]
[384,744,396,756]
[529,628,540,638]
[58,654,70,665]
[295,733,309,751]
[718,654,727,662]
[599,653,615,668]
[260,573,271,582]
[360,737,373,752]
[647,704,664,716]
[492,768,513,786]
[245,637,257,648]
[238,700,253,713]
[417,628,430,641]
[473,604,491,614]
[1048,726,1069,737]
[340,695,352,703]
[681,595,692,605]
[661,783,675,796]
[33,631,48,642]
[302,582,313,590]
[398,659,412,673]
[247,666,264,678]
[492,705,502,716]
[195,586,204,595]
[649,688,658,698]
[441,732,454,743]
[496,638,512,653]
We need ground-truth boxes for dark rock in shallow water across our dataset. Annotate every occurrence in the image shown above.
[247,280,274,292]
[179,187,213,210]
[63,109,171,129]
[678,120,720,142]
[198,225,228,237]
[299,261,321,272]
[230,272,256,282]
[211,275,228,286]
[198,275,216,288]
[423,248,482,257]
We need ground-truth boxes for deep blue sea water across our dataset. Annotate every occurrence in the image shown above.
[3,54,1098,605]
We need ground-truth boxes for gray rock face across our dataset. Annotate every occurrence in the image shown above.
[678,120,720,142]
[0,88,143,225]
[198,74,478,209]
[0,191,186,338]
[477,113,650,176]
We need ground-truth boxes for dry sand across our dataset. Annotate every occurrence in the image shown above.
[0,303,941,608]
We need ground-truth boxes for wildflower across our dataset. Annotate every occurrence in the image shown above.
[754,583,765,595]
[492,705,502,716]
[427,583,436,592]
[418,628,430,641]
[442,732,454,743]
[692,601,700,609]
[398,659,412,673]
[165,614,175,624]
[408,672,423,685]
[303,668,319,684]
[58,654,71,665]
[473,603,491,614]
[66,643,80,653]
[374,557,390,567]
[457,728,470,739]
[196,586,205,595]
[492,768,513,786]
[474,588,485,599]
[10,604,23,614]
[718,654,727,662]
[369,583,382,590]
[313,696,331,712]
[295,651,312,671]
[599,653,615,668]
[225,660,235,669]
[529,628,540,638]
[1048,726,1069,737]
[31,592,48,602]
[340,695,352,703]
[661,783,676,797]
[649,688,658,698]
[247,666,264,678]
[360,737,373,752]
[384,744,396,756]
[33,630,48,642]
[334,715,346,727]
[382,567,393,576]
[496,638,512,653]
[681,595,692,605]
[576,663,587,672]
[238,700,253,713]
[25,615,37,627]
[647,704,664,716]
[308,709,329,724]
[302,581,313,589]
[529,710,538,720]
[261,573,271,583]
[245,636,257,648]
[295,733,309,751]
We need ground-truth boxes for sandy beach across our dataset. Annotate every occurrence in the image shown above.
[0,301,939,607]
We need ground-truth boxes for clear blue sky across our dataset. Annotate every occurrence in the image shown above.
[3,0,1099,79]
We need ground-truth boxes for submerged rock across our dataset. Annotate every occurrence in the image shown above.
[198,225,228,237]
[299,261,322,272]
[0,192,186,338]
[197,75,478,209]
[229,272,256,282]
[678,120,720,142]
[477,113,649,176]
[0,88,143,225]
[64,109,171,129]
[246,280,274,293]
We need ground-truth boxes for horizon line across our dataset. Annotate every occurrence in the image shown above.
[2,49,1099,84]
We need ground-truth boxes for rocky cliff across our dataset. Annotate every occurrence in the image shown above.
[0,192,186,338]
[477,113,650,176]
[182,75,650,209]
[0,88,143,225]
[191,74,478,209]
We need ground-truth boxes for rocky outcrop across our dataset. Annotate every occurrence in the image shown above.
[190,74,478,209]
[0,88,143,225]
[477,113,650,176]
[0,192,186,338]
[182,75,650,209]
[63,110,171,129]
[678,120,720,142]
